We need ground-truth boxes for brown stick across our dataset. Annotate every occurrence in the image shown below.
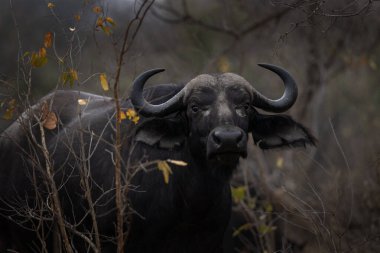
[112,1,155,252]
[78,129,101,252]
[38,122,74,253]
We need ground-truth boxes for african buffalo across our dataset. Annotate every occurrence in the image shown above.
[0,64,315,252]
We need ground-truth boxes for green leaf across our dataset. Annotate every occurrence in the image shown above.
[231,186,246,203]
[31,48,48,68]
[61,69,78,86]
[2,99,16,120]
[232,223,253,237]
[257,224,276,235]
[264,202,273,213]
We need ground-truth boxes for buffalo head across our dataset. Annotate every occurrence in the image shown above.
[131,64,314,173]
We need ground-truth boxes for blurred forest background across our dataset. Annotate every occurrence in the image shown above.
[0,0,380,252]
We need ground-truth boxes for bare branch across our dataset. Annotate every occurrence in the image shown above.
[112,1,155,252]
[37,121,74,253]
[152,0,296,39]
[317,0,374,17]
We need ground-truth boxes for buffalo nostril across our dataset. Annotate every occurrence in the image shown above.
[229,130,243,144]
[213,131,222,145]
[236,131,243,143]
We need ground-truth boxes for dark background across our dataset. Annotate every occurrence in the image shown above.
[1,0,380,252]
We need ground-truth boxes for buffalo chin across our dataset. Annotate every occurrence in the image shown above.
[206,152,245,180]
[207,151,247,165]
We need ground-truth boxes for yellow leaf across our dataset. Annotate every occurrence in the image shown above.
[232,223,253,237]
[126,108,140,124]
[96,17,104,28]
[132,115,140,124]
[167,159,188,166]
[22,51,30,59]
[77,99,88,105]
[257,224,276,235]
[119,111,126,121]
[126,108,137,118]
[40,47,47,57]
[105,16,116,26]
[92,6,102,14]
[217,56,230,73]
[231,186,246,203]
[47,2,55,9]
[101,26,112,35]
[74,14,81,22]
[70,69,78,81]
[31,48,48,68]
[276,157,284,169]
[247,197,256,209]
[95,17,114,35]
[264,202,273,213]
[2,99,16,120]
[61,69,78,86]
[157,161,173,184]
[99,73,109,91]
[3,108,13,120]
[44,32,53,48]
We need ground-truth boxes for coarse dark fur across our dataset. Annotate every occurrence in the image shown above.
[0,78,315,252]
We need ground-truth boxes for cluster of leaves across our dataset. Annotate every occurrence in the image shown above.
[119,108,140,124]
[61,68,79,87]
[93,6,116,35]
[1,98,17,120]
[25,32,53,68]
[157,160,188,184]
[25,31,79,87]
[231,185,276,238]
[35,3,116,88]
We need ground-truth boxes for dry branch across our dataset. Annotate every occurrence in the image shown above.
[112,1,155,252]
[37,122,74,253]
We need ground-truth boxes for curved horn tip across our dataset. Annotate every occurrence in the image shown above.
[257,63,270,67]
[152,68,165,72]
[257,63,281,71]
[143,68,166,76]
[253,63,298,113]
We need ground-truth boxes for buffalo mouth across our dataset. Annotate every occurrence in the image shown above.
[207,149,247,160]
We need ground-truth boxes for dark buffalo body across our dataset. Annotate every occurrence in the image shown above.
[0,64,315,252]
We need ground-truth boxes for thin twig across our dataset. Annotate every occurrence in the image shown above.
[37,121,74,253]
[112,1,155,252]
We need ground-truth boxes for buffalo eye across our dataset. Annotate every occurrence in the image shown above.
[191,105,199,113]
[235,103,250,117]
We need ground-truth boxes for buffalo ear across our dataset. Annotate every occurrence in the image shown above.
[134,114,187,149]
[133,84,187,149]
[251,113,316,149]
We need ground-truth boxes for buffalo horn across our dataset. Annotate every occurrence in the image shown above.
[252,64,298,113]
[131,69,186,117]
